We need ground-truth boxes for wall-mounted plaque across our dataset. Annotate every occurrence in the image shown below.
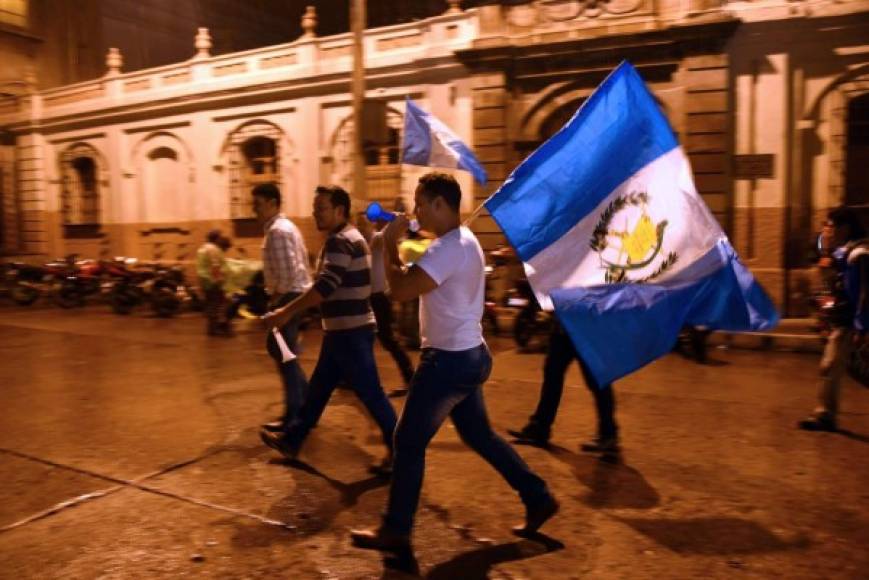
[734,154,774,179]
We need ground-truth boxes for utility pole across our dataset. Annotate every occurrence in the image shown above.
[351,0,367,200]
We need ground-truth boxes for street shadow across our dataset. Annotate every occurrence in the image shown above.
[380,533,565,579]
[227,460,387,549]
[548,445,660,509]
[616,516,811,555]
[280,458,389,508]
[837,429,869,444]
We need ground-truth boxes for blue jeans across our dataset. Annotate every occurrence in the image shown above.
[286,326,397,451]
[384,344,551,534]
[266,292,308,427]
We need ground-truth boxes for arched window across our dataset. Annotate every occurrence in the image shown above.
[224,122,283,219]
[60,146,102,226]
[242,136,278,183]
[331,109,403,200]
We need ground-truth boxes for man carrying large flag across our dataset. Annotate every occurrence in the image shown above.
[485,61,779,390]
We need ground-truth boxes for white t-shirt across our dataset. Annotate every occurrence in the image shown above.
[415,226,485,351]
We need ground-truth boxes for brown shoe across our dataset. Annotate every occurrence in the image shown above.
[350,527,411,552]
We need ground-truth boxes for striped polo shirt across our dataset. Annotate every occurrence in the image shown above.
[313,223,376,332]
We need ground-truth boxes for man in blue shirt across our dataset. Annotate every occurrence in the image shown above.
[799,207,868,432]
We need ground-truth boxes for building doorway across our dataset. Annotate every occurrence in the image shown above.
[846,93,869,226]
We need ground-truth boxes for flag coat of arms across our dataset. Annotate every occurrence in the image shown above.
[402,97,488,185]
[484,61,779,386]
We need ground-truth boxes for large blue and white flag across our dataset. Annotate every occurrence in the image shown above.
[402,97,488,185]
[485,61,778,386]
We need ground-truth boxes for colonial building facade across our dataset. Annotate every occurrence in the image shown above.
[1,0,867,315]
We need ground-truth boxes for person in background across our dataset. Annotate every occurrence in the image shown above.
[799,207,868,432]
[364,212,416,397]
[397,229,430,350]
[508,319,620,455]
[196,229,229,336]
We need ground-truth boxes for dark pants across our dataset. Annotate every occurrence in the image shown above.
[266,292,308,427]
[399,298,421,349]
[202,282,225,334]
[384,344,550,534]
[530,326,618,439]
[371,292,415,385]
[285,326,397,452]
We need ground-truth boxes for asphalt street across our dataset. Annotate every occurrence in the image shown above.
[0,307,866,579]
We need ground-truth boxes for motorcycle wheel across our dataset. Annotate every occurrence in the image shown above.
[56,284,83,308]
[513,308,537,348]
[111,288,139,315]
[151,288,180,317]
[11,285,39,306]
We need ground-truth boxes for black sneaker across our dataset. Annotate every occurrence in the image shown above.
[579,436,620,454]
[261,420,285,433]
[513,494,559,537]
[350,527,411,552]
[507,424,550,447]
[367,456,393,478]
[797,416,837,432]
[260,429,300,460]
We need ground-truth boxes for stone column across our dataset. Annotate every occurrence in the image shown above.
[682,54,731,232]
[469,72,508,251]
[14,132,48,255]
[0,132,18,253]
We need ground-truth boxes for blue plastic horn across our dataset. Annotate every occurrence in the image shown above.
[365,202,395,223]
[365,202,419,232]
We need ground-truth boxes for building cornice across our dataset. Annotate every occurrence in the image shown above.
[456,16,741,73]
[4,57,469,135]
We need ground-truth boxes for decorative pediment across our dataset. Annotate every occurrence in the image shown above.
[507,0,648,29]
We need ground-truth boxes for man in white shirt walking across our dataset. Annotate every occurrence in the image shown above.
[351,172,558,552]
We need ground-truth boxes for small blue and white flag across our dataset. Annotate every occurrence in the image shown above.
[402,97,488,185]
[485,61,779,386]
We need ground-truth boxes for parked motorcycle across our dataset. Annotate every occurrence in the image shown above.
[53,256,105,309]
[0,262,42,306]
[149,264,201,317]
[106,258,153,315]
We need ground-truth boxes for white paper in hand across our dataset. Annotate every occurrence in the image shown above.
[271,327,297,362]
